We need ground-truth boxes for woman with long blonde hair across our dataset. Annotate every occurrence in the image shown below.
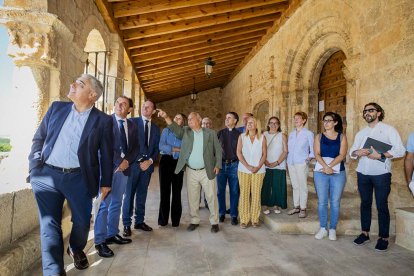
[236,117,267,228]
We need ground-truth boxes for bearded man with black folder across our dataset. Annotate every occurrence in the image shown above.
[349,102,405,251]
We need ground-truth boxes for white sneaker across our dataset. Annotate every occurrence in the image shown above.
[274,208,281,214]
[263,209,270,215]
[315,228,328,240]
[329,229,337,241]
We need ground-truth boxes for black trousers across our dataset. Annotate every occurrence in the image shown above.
[158,155,184,226]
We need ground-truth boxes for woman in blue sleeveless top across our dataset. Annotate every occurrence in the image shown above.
[313,112,348,241]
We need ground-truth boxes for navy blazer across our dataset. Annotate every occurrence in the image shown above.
[112,114,139,176]
[130,116,160,174]
[28,101,114,197]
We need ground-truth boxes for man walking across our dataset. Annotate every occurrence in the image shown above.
[122,100,160,235]
[94,96,138,258]
[350,102,405,251]
[217,112,241,225]
[28,74,113,275]
[157,109,222,233]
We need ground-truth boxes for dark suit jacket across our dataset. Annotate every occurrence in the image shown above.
[112,114,139,176]
[130,116,160,174]
[168,122,222,180]
[28,101,114,197]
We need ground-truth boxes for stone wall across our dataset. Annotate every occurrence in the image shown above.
[156,88,225,131]
[221,0,414,209]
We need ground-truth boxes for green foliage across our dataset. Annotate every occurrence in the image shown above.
[0,137,10,143]
[0,143,12,152]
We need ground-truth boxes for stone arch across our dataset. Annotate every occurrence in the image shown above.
[280,14,360,136]
[253,100,270,130]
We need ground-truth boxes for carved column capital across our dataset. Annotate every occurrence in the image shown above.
[343,54,361,86]
[0,8,73,68]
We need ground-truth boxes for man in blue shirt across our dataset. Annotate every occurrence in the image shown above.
[28,74,113,275]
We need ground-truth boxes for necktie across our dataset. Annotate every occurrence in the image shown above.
[144,120,149,148]
[118,119,128,153]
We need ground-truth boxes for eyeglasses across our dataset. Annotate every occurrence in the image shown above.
[268,122,279,125]
[363,108,377,114]
[322,119,334,124]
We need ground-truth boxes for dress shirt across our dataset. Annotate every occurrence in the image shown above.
[46,104,92,168]
[217,128,240,160]
[159,128,182,159]
[188,129,205,169]
[407,132,414,182]
[349,122,405,175]
[287,127,314,165]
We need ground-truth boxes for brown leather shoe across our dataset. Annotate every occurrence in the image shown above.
[67,247,89,270]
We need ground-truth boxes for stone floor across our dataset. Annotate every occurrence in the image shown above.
[30,168,414,275]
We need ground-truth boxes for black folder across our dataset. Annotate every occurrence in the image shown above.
[363,137,392,154]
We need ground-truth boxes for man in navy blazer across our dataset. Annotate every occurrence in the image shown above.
[122,99,160,235]
[28,74,113,275]
[94,96,139,258]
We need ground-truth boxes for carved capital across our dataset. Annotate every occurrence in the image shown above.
[343,54,361,86]
[0,8,73,68]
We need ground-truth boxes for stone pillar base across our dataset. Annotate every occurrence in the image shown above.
[395,207,414,251]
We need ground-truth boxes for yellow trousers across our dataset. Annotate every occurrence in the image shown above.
[238,171,265,224]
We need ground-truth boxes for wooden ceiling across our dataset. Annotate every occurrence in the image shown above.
[96,0,301,103]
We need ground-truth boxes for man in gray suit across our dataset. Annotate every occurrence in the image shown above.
[157,109,222,233]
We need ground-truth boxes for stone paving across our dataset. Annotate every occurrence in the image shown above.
[30,168,414,275]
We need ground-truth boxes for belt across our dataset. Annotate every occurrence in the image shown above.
[187,166,205,171]
[223,159,238,164]
[45,164,81,173]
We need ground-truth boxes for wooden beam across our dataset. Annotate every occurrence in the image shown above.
[118,0,288,30]
[137,49,250,75]
[126,21,273,49]
[147,78,227,96]
[140,60,240,81]
[123,8,283,40]
[130,29,265,58]
[145,74,231,92]
[134,41,256,67]
[225,0,304,86]
[113,0,227,17]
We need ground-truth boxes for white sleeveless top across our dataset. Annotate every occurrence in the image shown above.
[264,131,286,170]
[238,134,266,174]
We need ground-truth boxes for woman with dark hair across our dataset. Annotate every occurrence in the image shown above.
[261,117,288,214]
[313,112,348,241]
[158,113,187,227]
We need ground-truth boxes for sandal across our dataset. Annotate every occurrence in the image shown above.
[298,209,307,218]
[274,207,281,214]
[263,209,270,215]
[240,223,247,229]
[252,222,260,228]
[288,207,300,215]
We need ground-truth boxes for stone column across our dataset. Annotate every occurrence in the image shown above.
[0,8,72,192]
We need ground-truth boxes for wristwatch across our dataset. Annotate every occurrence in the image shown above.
[380,153,386,161]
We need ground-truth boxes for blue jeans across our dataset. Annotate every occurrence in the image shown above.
[314,171,346,229]
[94,171,128,244]
[122,163,152,226]
[357,172,391,238]
[217,161,239,217]
[31,165,91,276]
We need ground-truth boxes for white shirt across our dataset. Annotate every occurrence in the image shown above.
[349,122,405,175]
[264,131,286,170]
[238,134,266,174]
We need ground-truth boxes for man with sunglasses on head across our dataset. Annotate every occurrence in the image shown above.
[350,102,405,251]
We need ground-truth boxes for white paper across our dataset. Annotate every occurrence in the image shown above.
[92,194,104,224]
[314,157,340,174]
[319,100,325,112]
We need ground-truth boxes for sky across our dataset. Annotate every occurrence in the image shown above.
[0,0,15,137]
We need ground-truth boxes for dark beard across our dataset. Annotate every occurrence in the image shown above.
[364,115,376,123]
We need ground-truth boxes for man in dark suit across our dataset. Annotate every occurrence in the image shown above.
[94,96,139,258]
[28,74,113,275]
[122,99,160,235]
[157,110,222,233]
